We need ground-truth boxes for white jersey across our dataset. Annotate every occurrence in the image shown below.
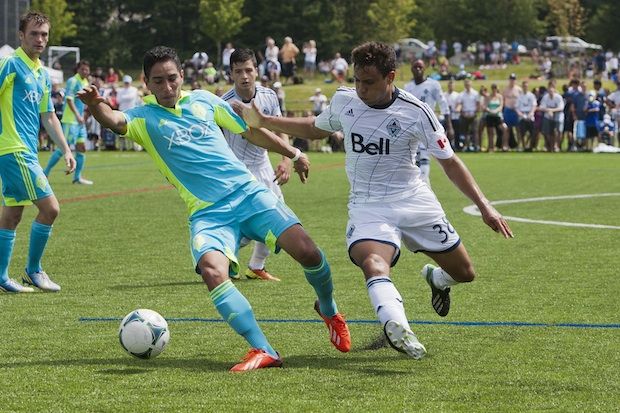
[221,85,282,166]
[315,87,453,205]
[403,78,450,117]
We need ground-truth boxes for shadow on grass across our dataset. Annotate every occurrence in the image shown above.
[108,280,202,290]
[0,351,426,375]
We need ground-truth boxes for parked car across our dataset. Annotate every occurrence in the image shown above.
[544,36,602,53]
[395,38,429,60]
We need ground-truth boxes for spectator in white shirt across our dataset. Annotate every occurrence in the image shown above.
[515,80,537,151]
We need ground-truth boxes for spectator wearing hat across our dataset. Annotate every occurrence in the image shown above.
[116,75,141,150]
[309,88,328,116]
[272,81,285,113]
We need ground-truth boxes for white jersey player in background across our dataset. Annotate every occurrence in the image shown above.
[404,59,453,185]
[222,49,291,281]
[233,42,513,359]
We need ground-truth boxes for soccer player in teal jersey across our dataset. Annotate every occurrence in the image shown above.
[44,60,93,184]
[78,46,351,371]
[0,11,76,293]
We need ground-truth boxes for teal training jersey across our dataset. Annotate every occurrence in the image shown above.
[61,73,88,124]
[0,47,53,156]
[122,89,253,216]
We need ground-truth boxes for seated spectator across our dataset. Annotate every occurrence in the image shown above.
[272,81,285,113]
[309,88,328,116]
[599,114,615,145]
[204,62,218,84]
[105,67,119,85]
[330,53,348,84]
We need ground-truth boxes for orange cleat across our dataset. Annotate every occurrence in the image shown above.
[245,267,281,281]
[229,349,283,372]
[314,300,351,353]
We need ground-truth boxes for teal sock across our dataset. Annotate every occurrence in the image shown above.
[43,149,63,175]
[26,221,52,275]
[210,280,277,357]
[0,229,16,284]
[74,152,85,181]
[304,249,338,317]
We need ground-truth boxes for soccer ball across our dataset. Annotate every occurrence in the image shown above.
[118,309,170,359]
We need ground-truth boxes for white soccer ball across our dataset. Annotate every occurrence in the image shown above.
[119,309,170,359]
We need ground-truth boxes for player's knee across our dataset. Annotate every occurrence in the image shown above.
[359,254,390,276]
[39,204,60,223]
[198,263,227,285]
[297,244,322,268]
[455,263,476,283]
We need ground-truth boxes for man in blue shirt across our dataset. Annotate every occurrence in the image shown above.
[78,46,351,372]
[0,11,76,293]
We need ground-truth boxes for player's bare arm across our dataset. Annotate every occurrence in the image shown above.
[232,99,330,140]
[274,132,292,185]
[67,98,84,124]
[242,127,310,183]
[436,155,514,238]
[78,85,127,135]
[40,112,76,173]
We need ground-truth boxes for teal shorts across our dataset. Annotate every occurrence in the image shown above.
[189,181,300,275]
[0,151,53,206]
[62,122,87,145]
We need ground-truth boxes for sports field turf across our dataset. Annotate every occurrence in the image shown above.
[1,151,618,412]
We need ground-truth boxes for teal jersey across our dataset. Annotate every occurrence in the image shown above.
[61,73,89,124]
[0,47,53,156]
[122,89,253,216]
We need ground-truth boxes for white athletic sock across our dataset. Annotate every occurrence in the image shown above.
[366,276,410,329]
[248,242,270,270]
[431,267,458,290]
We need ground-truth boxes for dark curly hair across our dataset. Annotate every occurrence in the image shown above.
[143,46,182,79]
[351,42,396,77]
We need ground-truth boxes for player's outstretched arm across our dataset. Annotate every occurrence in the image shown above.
[40,112,76,174]
[77,85,127,135]
[436,155,514,238]
[232,99,330,140]
[242,127,309,183]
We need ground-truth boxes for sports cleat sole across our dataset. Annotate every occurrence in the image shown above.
[383,320,426,360]
[422,264,450,317]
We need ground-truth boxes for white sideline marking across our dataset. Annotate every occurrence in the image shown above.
[463,193,620,230]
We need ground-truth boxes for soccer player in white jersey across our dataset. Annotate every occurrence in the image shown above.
[222,49,290,281]
[233,42,513,359]
[404,59,453,185]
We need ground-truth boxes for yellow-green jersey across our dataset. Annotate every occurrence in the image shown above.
[122,89,254,217]
[61,73,89,124]
[0,47,53,155]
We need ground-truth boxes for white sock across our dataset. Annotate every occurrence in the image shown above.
[248,242,270,270]
[366,276,410,329]
[431,267,458,290]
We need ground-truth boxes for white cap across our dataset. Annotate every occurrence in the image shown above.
[273,81,282,88]
[123,75,132,83]
[315,88,321,93]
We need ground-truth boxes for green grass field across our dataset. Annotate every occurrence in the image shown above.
[1,151,619,412]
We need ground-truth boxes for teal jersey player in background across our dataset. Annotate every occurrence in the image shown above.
[44,60,93,184]
[0,11,76,293]
[78,46,351,372]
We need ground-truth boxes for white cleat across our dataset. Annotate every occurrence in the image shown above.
[0,278,34,293]
[73,178,93,185]
[383,320,426,360]
[23,270,61,292]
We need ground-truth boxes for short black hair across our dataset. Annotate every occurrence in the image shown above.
[230,48,257,68]
[76,60,90,69]
[19,11,50,32]
[143,46,182,79]
[351,42,396,77]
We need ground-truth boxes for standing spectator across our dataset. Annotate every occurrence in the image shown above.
[445,80,461,149]
[303,40,317,78]
[279,36,299,85]
[606,81,620,144]
[561,84,576,151]
[585,91,601,151]
[593,79,607,120]
[456,78,480,152]
[569,79,588,149]
[221,42,234,77]
[538,85,565,152]
[309,88,328,116]
[273,81,285,113]
[330,52,348,84]
[265,37,279,65]
[484,84,508,152]
[502,73,522,148]
[105,67,119,85]
[116,75,141,151]
[265,37,280,82]
[515,80,537,151]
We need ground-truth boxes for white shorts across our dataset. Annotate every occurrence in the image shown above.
[346,185,460,266]
[246,161,284,200]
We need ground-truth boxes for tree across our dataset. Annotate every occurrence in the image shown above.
[199,0,250,66]
[366,0,417,44]
[545,0,586,36]
[585,2,620,50]
[31,0,77,45]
